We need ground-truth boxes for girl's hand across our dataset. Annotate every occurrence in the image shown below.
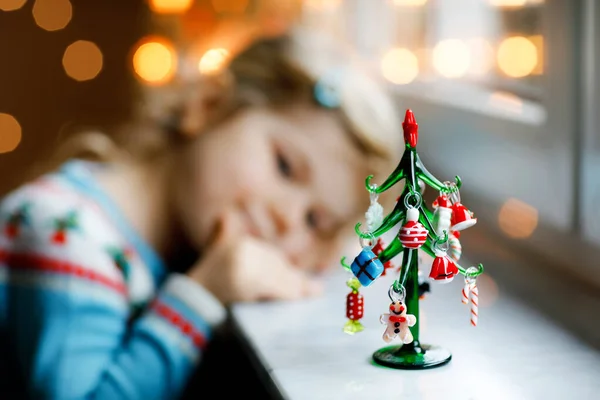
[186,212,323,305]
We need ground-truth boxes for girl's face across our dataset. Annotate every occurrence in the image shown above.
[173,104,368,272]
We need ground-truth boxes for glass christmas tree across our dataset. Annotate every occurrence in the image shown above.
[342,109,484,369]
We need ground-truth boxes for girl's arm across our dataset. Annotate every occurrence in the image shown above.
[3,253,223,400]
[0,190,225,400]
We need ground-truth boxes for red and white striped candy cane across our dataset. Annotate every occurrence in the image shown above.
[462,279,479,326]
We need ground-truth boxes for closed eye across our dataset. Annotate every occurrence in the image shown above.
[306,208,339,239]
[276,148,293,179]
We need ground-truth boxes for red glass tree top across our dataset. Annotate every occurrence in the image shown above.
[402,109,418,148]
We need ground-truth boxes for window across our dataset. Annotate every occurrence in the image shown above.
[300,0,600,282]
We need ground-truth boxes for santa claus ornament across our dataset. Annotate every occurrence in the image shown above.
[451,202,477,231]
[444,181,478,232]
[340,109,485,370]
[429,241,459,283]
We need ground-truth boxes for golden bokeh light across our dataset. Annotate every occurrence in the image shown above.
[392,0,428,6]
[132,38,177,85]
[468,38,494,76]
[211,0,250,13]
[0,113,22,153]
[432,39,471,78]
[62,41,103,82]
[529,35,544,75]
[490,0,545,5]
[498,198,538,239]
[489,0,526,6]
[497,36,538,78]
[381,48,419,85]
[0,0,26,11]
[32,0,72,32]
[148,0,193,14]
[198,48,230,75]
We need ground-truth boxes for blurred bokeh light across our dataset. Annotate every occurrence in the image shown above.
[498,198,539,239]
[132,38,177,85]
[497,36,538,78]
[198,48,230,75]
[467,38,494,76]
[0,114,22,153]
[433,39,471,78]
[32,0,72,32]
[529,35,544,75]
[0,0,26,11]
[211,0,249,14]
[63,41,103,82]
[381,48,419,85]
[392,0,428,6]
[489,0,545,6]
[148,0,193,14]
[477,273,500,307]
[489,0,526,6]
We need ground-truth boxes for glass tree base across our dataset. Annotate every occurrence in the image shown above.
[372,341,452,370]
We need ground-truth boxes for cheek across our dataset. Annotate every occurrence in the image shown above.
[283,235,341,272]
[207,134,274,196]
[171,157,213,248]
[172,130,275,247]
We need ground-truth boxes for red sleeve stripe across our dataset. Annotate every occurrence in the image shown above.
[152,300,207,349]
[0,250,126,295]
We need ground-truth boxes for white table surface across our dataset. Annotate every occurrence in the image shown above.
[231,254,600,400]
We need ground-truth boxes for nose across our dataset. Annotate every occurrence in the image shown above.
[270,200,301,237]
[268,190,309,237]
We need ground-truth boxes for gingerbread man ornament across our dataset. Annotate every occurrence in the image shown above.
[380,301,417,344]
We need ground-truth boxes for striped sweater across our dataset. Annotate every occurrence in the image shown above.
[0,160,226,399]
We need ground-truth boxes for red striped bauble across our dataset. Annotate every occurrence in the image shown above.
[398,220,428,249]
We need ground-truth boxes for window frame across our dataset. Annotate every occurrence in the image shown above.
[373,1,600,285]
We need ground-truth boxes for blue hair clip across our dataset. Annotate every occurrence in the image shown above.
[313,68,344,109]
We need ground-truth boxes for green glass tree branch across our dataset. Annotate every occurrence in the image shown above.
[365,146,412,194]
[414,153,463,193]
[376,235,404,264]
[397,248,420,343]
[418,205,437,238]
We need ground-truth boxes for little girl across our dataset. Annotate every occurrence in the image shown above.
[0,28,402,399]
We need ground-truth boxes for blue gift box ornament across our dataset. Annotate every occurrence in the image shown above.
[350,248,384,287]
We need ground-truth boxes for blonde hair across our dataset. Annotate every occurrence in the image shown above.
[49,27,402,196]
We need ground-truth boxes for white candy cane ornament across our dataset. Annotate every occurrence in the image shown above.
[462,270,479,327]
